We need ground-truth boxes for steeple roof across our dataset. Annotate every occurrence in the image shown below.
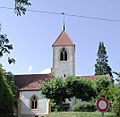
[52,31,75,47]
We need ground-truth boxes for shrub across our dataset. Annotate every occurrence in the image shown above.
[73,101,96,112]
[112,86,120,116]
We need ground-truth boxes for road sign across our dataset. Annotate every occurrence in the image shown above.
[97,98,109,112]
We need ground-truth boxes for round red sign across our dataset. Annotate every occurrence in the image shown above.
[96,98,109,112]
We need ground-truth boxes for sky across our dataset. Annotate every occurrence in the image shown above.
[0,0,120,76]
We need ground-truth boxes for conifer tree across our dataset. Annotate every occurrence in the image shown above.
[95,42,112,77]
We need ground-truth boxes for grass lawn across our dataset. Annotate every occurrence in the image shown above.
[45,112,116,117]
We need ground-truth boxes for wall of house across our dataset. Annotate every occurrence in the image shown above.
[66,98,81,111]
[52,46,75,77]
[19,91,50,117]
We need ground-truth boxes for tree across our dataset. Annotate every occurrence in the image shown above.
[41,77,68,111]
[93,75,120,116]
[65,76,96,101]
[0,65,14,117]
[95,42,112,77]
[0,25,15,64]
[41,76,97,111]
[4,71,17,97]
[0,0,31,64]
[112,71,120,116]
[14,0,31,16]
[95,77,112,95]
[0,1,31,115]
[112,86,120,116]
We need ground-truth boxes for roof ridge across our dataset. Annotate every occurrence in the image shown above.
[15,73,51,76]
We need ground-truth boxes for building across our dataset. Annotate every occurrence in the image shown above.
[15,28,109,117]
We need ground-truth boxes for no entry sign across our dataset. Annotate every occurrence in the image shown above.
[96,98,109,112]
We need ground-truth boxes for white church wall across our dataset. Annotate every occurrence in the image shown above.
[52,46,75,77]
[20,91,50,116]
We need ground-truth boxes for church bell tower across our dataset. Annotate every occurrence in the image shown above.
[52,28,75,77]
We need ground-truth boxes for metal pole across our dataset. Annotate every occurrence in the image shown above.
[102,112,104,117]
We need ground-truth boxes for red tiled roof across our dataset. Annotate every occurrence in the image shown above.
[52,31,75,46]
[15,73,110,91]
[77,74,110,80]
[15,73,52,91]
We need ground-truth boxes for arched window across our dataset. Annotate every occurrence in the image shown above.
[30,95,38,109]
[60,48,67,61]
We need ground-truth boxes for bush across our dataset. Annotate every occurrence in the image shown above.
[73,101,96,112]
[112,86,120,116]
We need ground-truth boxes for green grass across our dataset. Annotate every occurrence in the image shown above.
[45,112,116,117]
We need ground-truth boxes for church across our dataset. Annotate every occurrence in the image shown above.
[15,27,109,117]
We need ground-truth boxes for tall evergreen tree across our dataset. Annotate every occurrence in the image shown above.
[95,42,112,77]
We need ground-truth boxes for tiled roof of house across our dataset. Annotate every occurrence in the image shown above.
[15,74,110,91]
[15,73,52,91]
[52,31,75,46]
[77,74,110,80]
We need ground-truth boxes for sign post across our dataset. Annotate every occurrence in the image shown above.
[96,98,109,117]
[102,112,104,117]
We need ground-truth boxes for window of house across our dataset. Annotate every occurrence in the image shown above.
[60,48,67,61]
[30,95,38,109]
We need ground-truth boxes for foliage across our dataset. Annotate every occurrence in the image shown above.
[65,76,96,101]
[0,25,15,64]
[41,77,68,111]
[95,42,112,77]
[95,77,112,94]
[0,65,14,117]
[0,0,31,63]
[41,76,113,112]
[94,81,120,116]
[4,71,17,97]
[41,76,97,111]
[108,85,120,116]
[50,100,61,112]
[14,0,31,16]
[73,101,96,112]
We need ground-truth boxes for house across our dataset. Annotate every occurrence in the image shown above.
[15,74,51,117]
[15,27,110,117]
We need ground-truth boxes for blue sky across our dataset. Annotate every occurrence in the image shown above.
[0,0,120,76]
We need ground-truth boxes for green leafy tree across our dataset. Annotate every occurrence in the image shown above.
[95,42,112,77]
[0,65,14,117]
[98,85,120,116]
[41,77,68,111]
[0,25,15,64]
[41,76,97,111]
[14,0,31,16]
[112,86,120,116]
[111,71,120,116]
[94,75,120,116]
[0,1,31,116]
[0,0,31,64]
[65,76,96,101]
[4,71,17,97]
[95,77,112,95]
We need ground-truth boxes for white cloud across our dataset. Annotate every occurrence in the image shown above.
[28,65,33,72]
